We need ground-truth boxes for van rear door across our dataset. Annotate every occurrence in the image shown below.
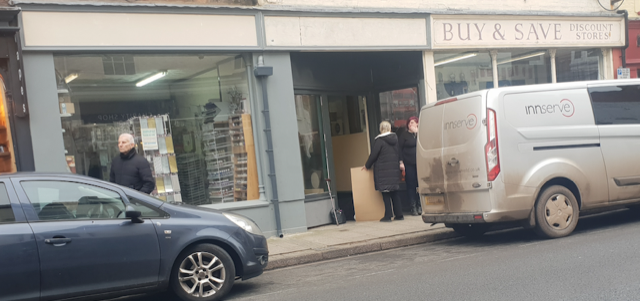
[417,104,445,196]
[441,94,491,212]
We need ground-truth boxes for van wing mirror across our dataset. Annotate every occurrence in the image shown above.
[125,205,144,223]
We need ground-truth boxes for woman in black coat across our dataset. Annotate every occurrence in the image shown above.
[363,121,404,222]
[399,116,420,216]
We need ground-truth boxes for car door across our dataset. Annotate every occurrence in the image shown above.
[12,177,161,300]
[588,84,640,202]
[0,179,40,301]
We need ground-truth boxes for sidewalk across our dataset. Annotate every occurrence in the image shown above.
[265,215,461,270]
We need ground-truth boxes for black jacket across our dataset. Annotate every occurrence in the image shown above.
[109,149,155,194]
[365,132,401,191]
[398,130,417,166]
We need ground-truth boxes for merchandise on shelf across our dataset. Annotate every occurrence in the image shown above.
[129,115,182,203]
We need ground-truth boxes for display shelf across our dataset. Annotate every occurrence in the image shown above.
[229,114,259,202]
[203,114,234,203]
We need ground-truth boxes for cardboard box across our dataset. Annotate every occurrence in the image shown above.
[351,167,385,221]
[60,102,75,115]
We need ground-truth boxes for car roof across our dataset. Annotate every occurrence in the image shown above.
[0,172,100,181]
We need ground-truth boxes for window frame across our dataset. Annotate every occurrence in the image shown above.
[0,181,19,224]
[126,195,170,219]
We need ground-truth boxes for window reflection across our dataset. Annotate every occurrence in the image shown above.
[495,50,551,88]
[295,95,328,195]
[434,52,492,100]
[556,48,601,83]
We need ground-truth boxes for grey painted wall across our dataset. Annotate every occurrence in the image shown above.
[260,52,308,235]
[23,52,67,172]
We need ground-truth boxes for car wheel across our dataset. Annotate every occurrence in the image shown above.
[451,224,489,237]
[171,244,236,301]
[534,185,579,239]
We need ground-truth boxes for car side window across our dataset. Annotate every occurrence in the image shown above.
[589,85,640,125]
[21,181,126,221]
[127,196,167,218]
[0,184,15,223]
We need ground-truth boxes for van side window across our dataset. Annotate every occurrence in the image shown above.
[589,85,640,125]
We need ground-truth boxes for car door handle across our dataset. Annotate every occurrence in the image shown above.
[447,158,459,166]
[45,238,72,245]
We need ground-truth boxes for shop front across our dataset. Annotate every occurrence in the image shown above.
[425,15,625,102]
[14,4,627,237]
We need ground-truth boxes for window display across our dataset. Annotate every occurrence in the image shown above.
[54,54,258,205]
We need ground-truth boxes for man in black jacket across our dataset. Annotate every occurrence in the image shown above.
[109,133,155,194]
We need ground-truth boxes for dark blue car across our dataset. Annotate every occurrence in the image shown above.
[0,173,268,301]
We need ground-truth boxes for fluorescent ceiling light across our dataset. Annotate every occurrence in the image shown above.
[136,71,167,87]
[497,51,547,65]
[64,73,78,83]
[434,52,478,67]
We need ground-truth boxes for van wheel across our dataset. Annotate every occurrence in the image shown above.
[452,224,489,237]
[534,185,579,239]
[171,244,236,301]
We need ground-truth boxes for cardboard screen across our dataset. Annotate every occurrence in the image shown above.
[351,167,385,221]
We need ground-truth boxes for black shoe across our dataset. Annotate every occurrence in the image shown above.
[417,206,422,215]
[395,216,404,221]
[411,208,419,216]
[380,218,392,222]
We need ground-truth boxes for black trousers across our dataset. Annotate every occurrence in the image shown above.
[405,164,419,209]
[382,191,404,219]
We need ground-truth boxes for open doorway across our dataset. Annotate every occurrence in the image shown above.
[290,52,424,227]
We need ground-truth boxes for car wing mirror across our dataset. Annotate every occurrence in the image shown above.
[125,205,144,224]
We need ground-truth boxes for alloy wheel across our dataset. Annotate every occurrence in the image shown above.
[178,251,226,298]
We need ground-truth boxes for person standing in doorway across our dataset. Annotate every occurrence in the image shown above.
[110,133,155,194]
[399,116,421,216]
[363,121,404,222]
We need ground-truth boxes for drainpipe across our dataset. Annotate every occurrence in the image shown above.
[254,55,283,238]
[618,10,629,69]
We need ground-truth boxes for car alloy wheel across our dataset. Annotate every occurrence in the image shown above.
[178,251,226,298]
[171,244,236,301]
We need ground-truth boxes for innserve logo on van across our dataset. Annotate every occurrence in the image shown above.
[444,114,477,130]
[524,99,575,117]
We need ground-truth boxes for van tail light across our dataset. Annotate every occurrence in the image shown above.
[485,108,500,181]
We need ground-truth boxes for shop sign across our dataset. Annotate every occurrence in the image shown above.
[431,16,625,49]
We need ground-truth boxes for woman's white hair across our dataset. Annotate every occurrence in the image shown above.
[379,121,392,134]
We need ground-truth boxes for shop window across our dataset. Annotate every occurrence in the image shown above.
[495,49,551,88]
[434,52,492,100]
[53,54,258,205]
[556,49,601,83]
[379,87,419,130]
[328,95,366,136]
[295,95,328,195]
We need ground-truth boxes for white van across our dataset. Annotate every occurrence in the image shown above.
[417,79,640,238]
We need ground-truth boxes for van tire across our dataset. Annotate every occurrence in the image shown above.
[534,185,579,239]
[452,224,489,237]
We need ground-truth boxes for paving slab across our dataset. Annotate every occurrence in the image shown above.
[265,215,461,270]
